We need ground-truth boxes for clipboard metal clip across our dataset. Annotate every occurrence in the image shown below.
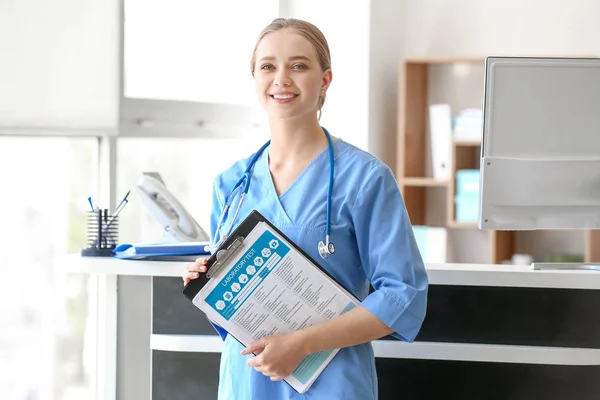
[206,236,245,279]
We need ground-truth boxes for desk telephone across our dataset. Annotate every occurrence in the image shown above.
[135,172,210,242]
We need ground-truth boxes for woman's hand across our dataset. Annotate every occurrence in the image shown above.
[242,332,309,381]
[182,258,208,286]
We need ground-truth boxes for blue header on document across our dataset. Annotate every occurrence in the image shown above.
[206,230,290,320]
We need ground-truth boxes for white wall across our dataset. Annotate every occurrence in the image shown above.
[368,0,406,165]
[282,0,371,151]
[369,0,600,262]
[399,0,600,58]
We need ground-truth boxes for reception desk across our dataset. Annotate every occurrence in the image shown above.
[62,256,600,400]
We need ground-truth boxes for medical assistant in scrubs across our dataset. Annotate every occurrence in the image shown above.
[208,135,428,400]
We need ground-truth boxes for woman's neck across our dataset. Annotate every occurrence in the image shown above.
[267,116,328,168]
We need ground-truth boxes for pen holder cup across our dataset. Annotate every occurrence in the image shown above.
[81,209,119,257]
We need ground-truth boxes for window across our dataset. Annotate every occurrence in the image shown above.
[0,137,98,400]
[124,0,279,105]
[117,136,268,244]
[0,0,119,133]
[2,3,284,400]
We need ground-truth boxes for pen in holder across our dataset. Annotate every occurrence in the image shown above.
[81,208,119,257]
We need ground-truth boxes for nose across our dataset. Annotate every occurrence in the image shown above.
[273,69,291,87]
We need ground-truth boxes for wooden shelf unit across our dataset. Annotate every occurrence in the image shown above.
[396,57,599,264]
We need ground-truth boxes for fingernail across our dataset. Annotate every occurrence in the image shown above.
[193,273,199,277]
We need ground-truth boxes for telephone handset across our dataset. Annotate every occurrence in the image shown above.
[135,172,209,242]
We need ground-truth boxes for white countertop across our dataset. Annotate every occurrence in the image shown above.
[59,254,600,289]
[150,334,600,365]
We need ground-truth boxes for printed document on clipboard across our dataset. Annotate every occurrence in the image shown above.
[182,210,359,393]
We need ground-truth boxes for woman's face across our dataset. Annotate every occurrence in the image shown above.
[253,29,331,121]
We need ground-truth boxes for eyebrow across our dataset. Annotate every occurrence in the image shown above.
[258,55,312,63]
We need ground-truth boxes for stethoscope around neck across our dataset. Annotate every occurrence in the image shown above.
[211,128,336,260]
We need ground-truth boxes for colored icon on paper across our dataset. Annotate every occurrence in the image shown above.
[269,239,279,249]
[231,282,241,292]
[216,300,225,310]
[223,292,233,301]
[254,257,264,267]
[246,265,256,275]
[239,274,248,284]
[261,248,271,258]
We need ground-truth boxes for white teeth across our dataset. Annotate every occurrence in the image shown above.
[273,94,295,99]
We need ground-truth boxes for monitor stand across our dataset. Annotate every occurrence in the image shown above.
[531,263,600,271]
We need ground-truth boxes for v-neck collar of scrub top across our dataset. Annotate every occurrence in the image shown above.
[257,138,346,225]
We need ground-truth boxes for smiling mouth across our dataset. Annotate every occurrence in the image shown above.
[270,94,298,100]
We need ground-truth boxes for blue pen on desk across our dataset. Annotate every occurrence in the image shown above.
[88,197,95,212]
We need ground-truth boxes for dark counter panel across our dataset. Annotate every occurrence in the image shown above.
[152,351,220,400]
[376,358,600,400]
[154,280,600,347]
[151,352,600,400]
[415,285,600,348]
[153,277,216,335]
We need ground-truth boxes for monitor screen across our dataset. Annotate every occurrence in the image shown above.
[478,56,600,230]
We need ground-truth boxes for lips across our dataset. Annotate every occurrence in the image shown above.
[270,93,298,100]
[269,93,298,104]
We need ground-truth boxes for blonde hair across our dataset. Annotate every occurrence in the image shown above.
[250,18,331,119]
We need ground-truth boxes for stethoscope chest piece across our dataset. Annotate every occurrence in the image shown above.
[318,238,335,259]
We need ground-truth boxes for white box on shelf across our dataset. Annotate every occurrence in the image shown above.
[428,104,453,181]
[413,226,447,263]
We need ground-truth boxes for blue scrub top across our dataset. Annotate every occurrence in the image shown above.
[208,137,428,400]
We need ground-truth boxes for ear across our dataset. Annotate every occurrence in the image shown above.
[321,69,333,93]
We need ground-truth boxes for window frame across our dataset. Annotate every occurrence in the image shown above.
[1,1,286,398]
[119,97,266,139]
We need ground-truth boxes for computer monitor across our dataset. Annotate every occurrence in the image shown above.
[478,56,600,232]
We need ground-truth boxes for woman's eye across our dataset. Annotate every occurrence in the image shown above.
[261,64,273,70]
[292,64,307,70]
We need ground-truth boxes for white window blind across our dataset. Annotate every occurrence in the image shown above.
[0,0,120,134]
[124,0,279,106]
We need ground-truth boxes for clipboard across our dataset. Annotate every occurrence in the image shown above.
[182,210,360,393]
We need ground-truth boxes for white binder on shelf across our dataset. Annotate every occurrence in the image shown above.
[428,104,453,181]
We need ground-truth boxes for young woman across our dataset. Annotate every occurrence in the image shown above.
[183,17,428,400]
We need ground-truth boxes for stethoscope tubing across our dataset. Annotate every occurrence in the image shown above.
[211,128,334,256]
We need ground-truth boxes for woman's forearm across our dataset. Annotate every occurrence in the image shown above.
[296,306,393,355]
